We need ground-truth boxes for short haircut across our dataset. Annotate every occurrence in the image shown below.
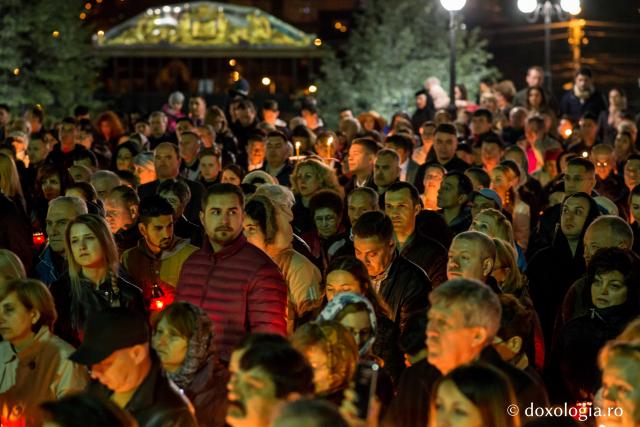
[567,157,595,174]
[347,187,379,206]
[587,215,634,248]
[263,99,279,111]
[527,115,545,128]
[472,108,493,122]
[240,342,314,398]
[587,247,640,308]
[435,123,457,136]
[109,185,140,210]
[482,134,504,149]
[138,195,175,224]
[149,111,167,121]
[385,134,414,154]
[274,399,349,427]
[353,210,393,243]
[581,111,598,123]
[179,131,201,143]
[0,279,57,332]
[376,148,400,163]
[0,104,11,113]
[154,141,179,156]
[157,179,191,205]
[49,196,88,216]
[429,278,502,340]
[528,65,544,75]
[309,190,344,219]
[175,117,194,127]
[446,171,474,196]
[67,182,98,203]
[386,181,421,207]
[351,137,381,155]
[497,294,533,342]
[266,129,288,143]
[576,66,592,78]
[454,231,497,262]
[201,183,244,211]
[74,150,98,168]
[465,167,491,188]
[91,170,121,187]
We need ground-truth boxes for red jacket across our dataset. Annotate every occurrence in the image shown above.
[175,234,287,360]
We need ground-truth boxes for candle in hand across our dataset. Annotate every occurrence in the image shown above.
[326,136,333,159]
[295,141,301,157]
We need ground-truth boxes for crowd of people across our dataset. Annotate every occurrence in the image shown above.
[1,63,640,427]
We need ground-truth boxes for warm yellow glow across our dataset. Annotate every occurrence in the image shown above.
[334,22,342,29]
[97,30,105,37]
[582,151,589,158]
[96,0,103,3]
[232,71,240,82]
[12,68,20,76]
[564,129,573,137]
[261,77,271,86]
[229,59,237,66]
[79,12,87,20]
[52,30,60,38]
[314,38,322,46]
[308,85,318,93]
[340,26,348,33]
[85,2,92,10]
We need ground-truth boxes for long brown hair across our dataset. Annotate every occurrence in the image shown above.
[64,214,119,299]
[0,153,25,210]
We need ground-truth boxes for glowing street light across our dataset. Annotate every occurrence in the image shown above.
[261,77,271,86]
[518,0,582,93]
[308,85,317,93]
[439,0,466,11]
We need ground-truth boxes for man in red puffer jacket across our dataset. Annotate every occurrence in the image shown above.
[176,184,287,361]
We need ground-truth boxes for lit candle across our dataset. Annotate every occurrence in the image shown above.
[326,136,333,159]
[295,141,301,157]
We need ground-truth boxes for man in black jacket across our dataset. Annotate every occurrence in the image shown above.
[384,181,448,286]
[72,308,198,427]
[353,211,432,340]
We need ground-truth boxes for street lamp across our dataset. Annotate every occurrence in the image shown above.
[518,0,581,93]
[439,0,466,108]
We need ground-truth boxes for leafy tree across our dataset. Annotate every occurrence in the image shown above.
[0,0,102,119]
[315,0,499,127]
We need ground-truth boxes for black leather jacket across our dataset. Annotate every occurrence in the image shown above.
[87,353,198,427]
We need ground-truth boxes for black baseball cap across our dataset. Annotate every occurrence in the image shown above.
[69,307,150,366]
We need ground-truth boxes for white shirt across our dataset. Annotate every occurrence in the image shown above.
[399,158,409,182]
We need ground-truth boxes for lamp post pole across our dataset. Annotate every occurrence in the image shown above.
[542,1,553,94]
[449,10,457,106]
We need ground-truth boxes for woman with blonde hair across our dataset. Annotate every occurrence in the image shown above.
[50,214,145,346]
[0,249,26,286]
[0,279,88,426]
[290,158,343,237]
[470,208,526,270]
[0,152,26,213]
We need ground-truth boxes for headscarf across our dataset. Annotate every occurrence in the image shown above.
[166,305,215,389]
[317,292,377,356]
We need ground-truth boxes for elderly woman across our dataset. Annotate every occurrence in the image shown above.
[0,279,88,426]
[551,247,640,402]
[243,194,322,332]
[290,158,343,238]
[291,321,359,405]
[152,302,229,427]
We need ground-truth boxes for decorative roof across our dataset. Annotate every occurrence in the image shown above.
[94,2,323,57]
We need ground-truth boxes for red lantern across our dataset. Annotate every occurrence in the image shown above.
[32,232,46,246]
[149,283,172,312]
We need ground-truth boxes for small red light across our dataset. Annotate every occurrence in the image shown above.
[150,299,165,311]
[33,232,46,246]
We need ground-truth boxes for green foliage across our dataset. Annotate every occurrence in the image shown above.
[315,0,499,128]
[0,0,102,120]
